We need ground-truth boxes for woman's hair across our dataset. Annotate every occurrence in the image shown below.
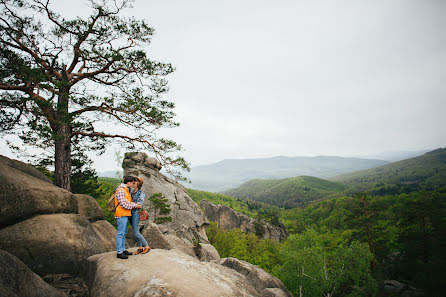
[136,179,142,189]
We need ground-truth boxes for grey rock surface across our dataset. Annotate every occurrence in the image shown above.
[200,200,287,241]
[0,249,65,297]
[0,157,78,228]
[220,257,292,297]
[87,248,291,297]
[0,213,115,276]
[75,194,104,222]
[91,220,118,251]
[383,280,425,297]
[0,155,52,183]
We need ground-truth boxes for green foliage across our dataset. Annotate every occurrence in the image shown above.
[206,222,282,273]
[280,189,446,296]
[96,177,121,227]
[149,192,172,224]
[277,229,377,297]
[224,176,347,208]
[331,148,446,196]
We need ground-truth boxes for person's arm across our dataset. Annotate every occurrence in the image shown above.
[116,189,138,210]
[136,191,146,205]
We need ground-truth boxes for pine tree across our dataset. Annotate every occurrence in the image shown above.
[149,193,172,224]
[0,0,188,190]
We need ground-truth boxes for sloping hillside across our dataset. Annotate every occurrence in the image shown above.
[331,148,446,195]
[187,156,388,192]
[224,176,348,208]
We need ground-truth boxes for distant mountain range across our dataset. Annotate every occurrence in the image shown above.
[222,148,446,208]
[97,170,122,178]
[331,148,446,195]
[353,149,431,162]
[185,156,388,192]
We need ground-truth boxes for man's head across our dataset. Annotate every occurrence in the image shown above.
[123,176,137,188]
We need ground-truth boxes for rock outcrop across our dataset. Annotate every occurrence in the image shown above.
[0,157,78,228]
[0,213,116,276]
[122,152,212,258]
[0,154,117,296]
[0,249,65,297]
[0,155,52,183]
[75,194,105,222]
[200,200,288,241]
[383,280,425,297]
[87,248,291,297]
[0,154,291,297]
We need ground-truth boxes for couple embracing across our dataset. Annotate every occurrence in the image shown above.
[114,176,151,259]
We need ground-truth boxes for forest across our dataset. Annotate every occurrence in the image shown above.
[189,187,446,297]
[187,150,446,297]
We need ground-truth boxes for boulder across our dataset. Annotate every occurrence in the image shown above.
[91,220,118,251]
[140,221,172,250]
[383,280,424,297]
[0,155,52,183]
[42,274,89,297]
[200,200,287,241]
[0,159,78,228]
[197,243,221,262]
[75,194,104,222]
[87,249,291,297]
[219,257,292,297]
[122,152,210,258]
[0,249,65,297]
[0,213,115,276]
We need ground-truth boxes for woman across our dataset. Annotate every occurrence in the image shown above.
[131,177,150,254]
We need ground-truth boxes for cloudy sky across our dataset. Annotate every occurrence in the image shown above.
[1,0,446,171]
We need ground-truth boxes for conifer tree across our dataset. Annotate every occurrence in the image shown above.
[149,192,172,224]
[0,0,188,190]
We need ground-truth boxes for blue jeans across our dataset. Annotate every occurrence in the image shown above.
[116,216,130,254]
[131,211,148,247]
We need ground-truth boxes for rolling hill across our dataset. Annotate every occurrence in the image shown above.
[331,148,446,195]
[223,176,348,209]
[186,156,388,192]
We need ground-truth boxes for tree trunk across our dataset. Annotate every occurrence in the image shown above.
[53,80,72,191]
[54,124,72,191]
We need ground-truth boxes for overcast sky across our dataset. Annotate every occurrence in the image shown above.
[1,0,446,171]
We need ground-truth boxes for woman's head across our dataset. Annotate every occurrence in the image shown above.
[136,177,143,189]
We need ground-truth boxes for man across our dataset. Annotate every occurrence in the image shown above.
[114,176,142,259]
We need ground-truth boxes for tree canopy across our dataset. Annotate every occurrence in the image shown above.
[0,0,188,190]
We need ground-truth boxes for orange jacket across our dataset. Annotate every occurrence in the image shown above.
[114,186,133,217]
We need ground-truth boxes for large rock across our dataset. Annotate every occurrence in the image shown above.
[200,200,288,241]
[91,220,118,251]
[0,158,78,228]
[0,213,115,276]
[122,152,210,257]
[383,280,425,297]
[0,155,52,183]
[140,221,172,250]
[75,194,104,222]
[0,249,65,297]
[87,249,291,297]
[220,257,292,297]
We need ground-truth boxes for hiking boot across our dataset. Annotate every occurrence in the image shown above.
[135,247,144,255]
[117,253,128,259]
[141,246,151,254]
[123,250,132,255]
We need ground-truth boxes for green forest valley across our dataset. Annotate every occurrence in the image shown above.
[186,149,446,297]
